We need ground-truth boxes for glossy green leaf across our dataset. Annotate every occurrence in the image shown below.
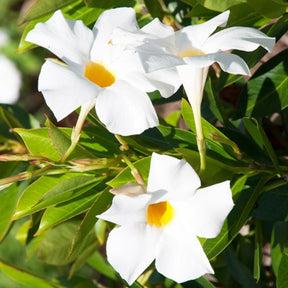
[87,251,118,280]
[0,184,21,242]
[68,241,98,278]
[247,0,286,18]
[20,0,78,23]
[38,221,80,265]
[225,247,258,288]
[177,148,249,186]
[241,50,288,118]
[0,260,63,288]
[46,119,94,160]
[204,175,270,260]
[107,157,151,188]
[144,0,164,19]
[271,221,288,276]
[181,99,239,160]
[70,189,113,256]
[192,0,246,12]
[253,184,288,222]
[13,173,103,219]
[204,76,225,124]
[14,128,61,161]
[277,254,288,288]
[243,117,280,172]
[37,192,99,234]
[85,0,135,8]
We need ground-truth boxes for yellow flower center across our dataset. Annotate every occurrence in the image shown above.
[147,201,175,227]
[177,48,205,58]
[84,61,115,88]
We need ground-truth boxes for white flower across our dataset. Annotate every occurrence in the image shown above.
[97,153,234,284]
[116,11,275,169]
[0,29,21,104]
[25,8,180,136]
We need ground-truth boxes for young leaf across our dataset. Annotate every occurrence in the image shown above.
[13,173,103,219]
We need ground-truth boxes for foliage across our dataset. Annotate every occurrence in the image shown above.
[0,0,288,287]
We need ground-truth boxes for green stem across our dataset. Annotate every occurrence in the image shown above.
[115,134,129,151]
[121,154,145,185]
[61,99,96,163]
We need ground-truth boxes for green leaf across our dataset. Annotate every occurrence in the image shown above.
[204,175,270,260]
[0,184,21,242]
[85,0,136,8]
[70,189,113,256]
[247,0,286,18]
[20,0,78,23]
[241,50,288,118]
[192,0,246,12]
[46,119,94,160]
[0,260,63,288]
[87,251,118,280]
[38,221,81,265]
[14,128,61,161]
[177,148,248,186]
[13,173,103,219]
[253,184,288,222]
[144,0,165,19]
[243,117,280,172]
[37,192,99,234]
[277,254,288,288]
[107,157,151,188]
[181,99,239,160]
[271,221,288,276]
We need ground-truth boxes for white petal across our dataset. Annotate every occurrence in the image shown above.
[147,153,201,200]
[97,194,151,226]
[141,18,174,38]
[39,60,98,121]
[137,43,184,73]
[0,55,21,104]
[90,7,138,59]
[146,68,182,98]
[156,222,214,283]
[209,52,251,75]
[187,180,234,238]
[106,224,161,285]
[96,80,159,136]
[26,10,93,65]
[125,68,181,99]
[203,27,275,53]
[176,11,230,50]
[177,65,208,109]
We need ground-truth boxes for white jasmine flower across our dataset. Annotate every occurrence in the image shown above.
[117,11,275,170]
[25,8,180,136]
[0,30,21,104]
[97,153,234,285]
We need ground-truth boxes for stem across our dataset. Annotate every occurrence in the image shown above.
[0,164,53,187]
[193,104,206,174]
[115,134,129,151]
[61,99,96,163]
[121,154,145,185]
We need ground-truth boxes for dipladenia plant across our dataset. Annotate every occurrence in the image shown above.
[0,1,287,288]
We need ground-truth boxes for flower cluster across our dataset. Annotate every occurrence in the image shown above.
[26,7,275,285]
